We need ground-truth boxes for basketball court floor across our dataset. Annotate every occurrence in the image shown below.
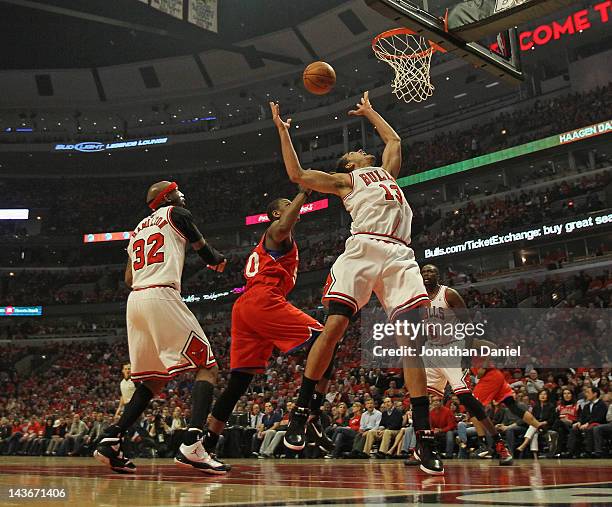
[1,457,611,506]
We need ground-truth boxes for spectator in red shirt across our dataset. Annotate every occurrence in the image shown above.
[18,416,42,455]
[552,388,578,456]
[429,396,457,458]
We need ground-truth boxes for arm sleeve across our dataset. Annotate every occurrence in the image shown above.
[170,207,204,244]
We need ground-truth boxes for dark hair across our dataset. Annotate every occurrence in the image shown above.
[266,198,286,222]
[336,155,350,173]
[587,386,600,397]
[561,388,575,405]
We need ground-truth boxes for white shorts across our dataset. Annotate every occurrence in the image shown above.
[127,287,216,382]
[322,236,429,319]
[424,341,471,396]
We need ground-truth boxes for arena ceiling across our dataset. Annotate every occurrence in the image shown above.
[0,0,347,69]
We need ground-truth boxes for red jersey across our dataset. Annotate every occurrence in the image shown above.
[243,233,299,296]
[557,403,578,422]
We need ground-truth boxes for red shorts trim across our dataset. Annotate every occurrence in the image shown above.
[390,294,430,321]
[130,369,191,382]
[132,284,176,292]
[131,360,217,382]
[427,386,445,396]
[353,231,409,247]
[323,295,359,314]
[322,270,359,313]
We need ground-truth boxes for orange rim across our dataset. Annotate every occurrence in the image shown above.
[372,27,444,59]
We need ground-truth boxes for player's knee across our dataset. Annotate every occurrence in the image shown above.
[143,379,166,396]
[504,396,526,419]
[211,370,254,423]
[327,302,356,323]
[196,364,219,384]
[323,314,350,342]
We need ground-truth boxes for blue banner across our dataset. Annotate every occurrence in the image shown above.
[0,306,43,316]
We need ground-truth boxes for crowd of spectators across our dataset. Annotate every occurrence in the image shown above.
[2,85,610,243]
[1,334,610,460]
[393,84,612,176]
[1,267,611,460]
[415,172,610,249]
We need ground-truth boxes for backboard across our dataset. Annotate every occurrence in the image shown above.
[366,0,576,84]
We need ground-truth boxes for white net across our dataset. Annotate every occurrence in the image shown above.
[373,30,435,103]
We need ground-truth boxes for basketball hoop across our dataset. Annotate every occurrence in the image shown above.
[372,28,441,104]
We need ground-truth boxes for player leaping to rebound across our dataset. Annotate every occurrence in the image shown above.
[203,189,336,457]
[270,92,443,475]
[94,181,229,475]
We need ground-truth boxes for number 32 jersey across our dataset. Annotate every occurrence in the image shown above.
[128,206,202,292]
[243,233,299,297]
[344,166,413,245]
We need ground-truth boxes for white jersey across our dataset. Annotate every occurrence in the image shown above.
[424,284,470,395]
[120,378,136,403]
[343,166,413,245]
[128,205,187,292]
[426,285,458,346]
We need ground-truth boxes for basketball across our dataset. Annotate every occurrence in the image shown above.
[303,61,336,95]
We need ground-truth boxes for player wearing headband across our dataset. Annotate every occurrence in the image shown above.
[94,180,230,475]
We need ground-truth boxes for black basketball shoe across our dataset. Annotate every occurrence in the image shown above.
[283,406,310,451]
[306,418,334,454]
[94,437,136,474]
[415,430,444,476]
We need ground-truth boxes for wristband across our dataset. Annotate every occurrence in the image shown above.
[198,242,225,265]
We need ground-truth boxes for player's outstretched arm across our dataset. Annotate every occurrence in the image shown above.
[348,91,402,179]
[192,238,227,273]
[270,102,351,197]
[268,187,310,243]
[170,207,227,273]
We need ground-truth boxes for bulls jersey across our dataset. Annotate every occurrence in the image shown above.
[128,205,202,292]
[426,285,458,346]
[243,233,299,296]
[343,166,413,245]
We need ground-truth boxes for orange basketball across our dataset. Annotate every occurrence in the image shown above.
[303,61,336,95]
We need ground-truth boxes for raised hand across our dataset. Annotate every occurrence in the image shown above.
[348,91,373,116]
[269,101,292,129]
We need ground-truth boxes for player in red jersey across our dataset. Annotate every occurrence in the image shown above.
[471,362,546,457]
[203,188,334,456]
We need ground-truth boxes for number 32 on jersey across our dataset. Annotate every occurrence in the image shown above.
[132,233,165,271]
